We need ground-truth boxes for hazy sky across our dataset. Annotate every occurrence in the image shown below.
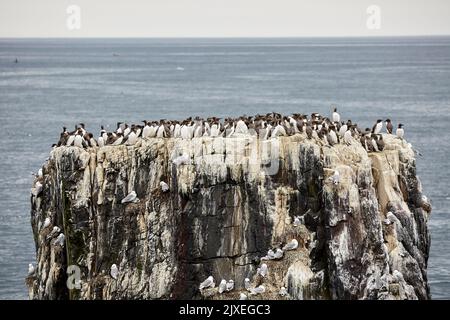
[1,0,449,37]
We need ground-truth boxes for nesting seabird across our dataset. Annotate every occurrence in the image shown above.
[160,181,169,192]
[244,278,251,291]
[279,287,288,297]
[121,191,139,204]
[32,181,43,197]
[199,276,215,290]
[110,264,119,280]
[226,280,234,292]
[47,226,61,240]
[250,285,265,295]
[258,263,268,277]
[329,171,340,185]
[273,248,283,259]
[43,217,51,229]
[283,239,298,251]
[28,263,35,276]
[55,233,65,247]
[239,293,248,300]
[218,279,227,294]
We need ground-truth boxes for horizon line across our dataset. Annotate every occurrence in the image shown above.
[1,34,450,40]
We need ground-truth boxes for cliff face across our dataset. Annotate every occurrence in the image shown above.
[27,134,431,300]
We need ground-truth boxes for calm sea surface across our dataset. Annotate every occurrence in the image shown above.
[0,37,449,299]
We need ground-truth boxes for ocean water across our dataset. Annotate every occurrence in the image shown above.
[0,37,449,299]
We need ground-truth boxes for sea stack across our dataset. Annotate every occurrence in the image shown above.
[27,114,431,300]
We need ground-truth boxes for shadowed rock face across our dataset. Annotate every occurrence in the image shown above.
[27,134,431,300]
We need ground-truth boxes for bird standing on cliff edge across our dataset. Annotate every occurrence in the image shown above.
[55,233,65,247]
[329,171,340,185]
[283,239,298,251]
[372,119,383,134]
[279,287,288,297]
[396,124,405,139]
[244,278,251,291]
[110,264,118,280]
[218,279,227,293]
[199,276,215,290]
[43,217,51,229]
[273,248,283,259]
[258,263,268,277]
[121,191,139,204]
[226,280,234,292]
[250,285,265,295]
[28,264,35,276]
[332,107,340,123]
[160,181,170,192]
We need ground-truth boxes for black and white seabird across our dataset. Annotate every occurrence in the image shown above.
[332,107,340,123]
[385,119,393,134]
[396,124,404,139]
[372,119,383,134]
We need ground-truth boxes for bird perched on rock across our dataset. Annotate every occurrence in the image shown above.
[273,248,283,259]
[218,279,227,293]
[110,264,118,280]
[160,181,170,192]
[261,249,275,261]
[396,124,404,139]
[239,293,247,300]
[31,181,43,197]
[293,216,302,226]
[385,119,393,134]
[43,217,51,229]
[55,233,65,247]
[372,119,383,134]
[250,285,265,295]
[329,170,340,185]
[121,191,139,204]
[279,287,288,297]
[46,226,60,240]
[332,107,340,123]
[244,278,251,291]
[258,263,268,277]
[283,239,298,251]
[199,276,215,290]
[343,128,352,145]
[28,264,35,276]
[226,280,234,292]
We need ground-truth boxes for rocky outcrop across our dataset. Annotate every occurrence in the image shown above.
[27,133,431,300]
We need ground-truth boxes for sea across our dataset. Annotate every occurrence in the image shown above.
[0,37,449,299]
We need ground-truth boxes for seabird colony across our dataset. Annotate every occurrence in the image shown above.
[33,108,407,293]
[54,108,405,153]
